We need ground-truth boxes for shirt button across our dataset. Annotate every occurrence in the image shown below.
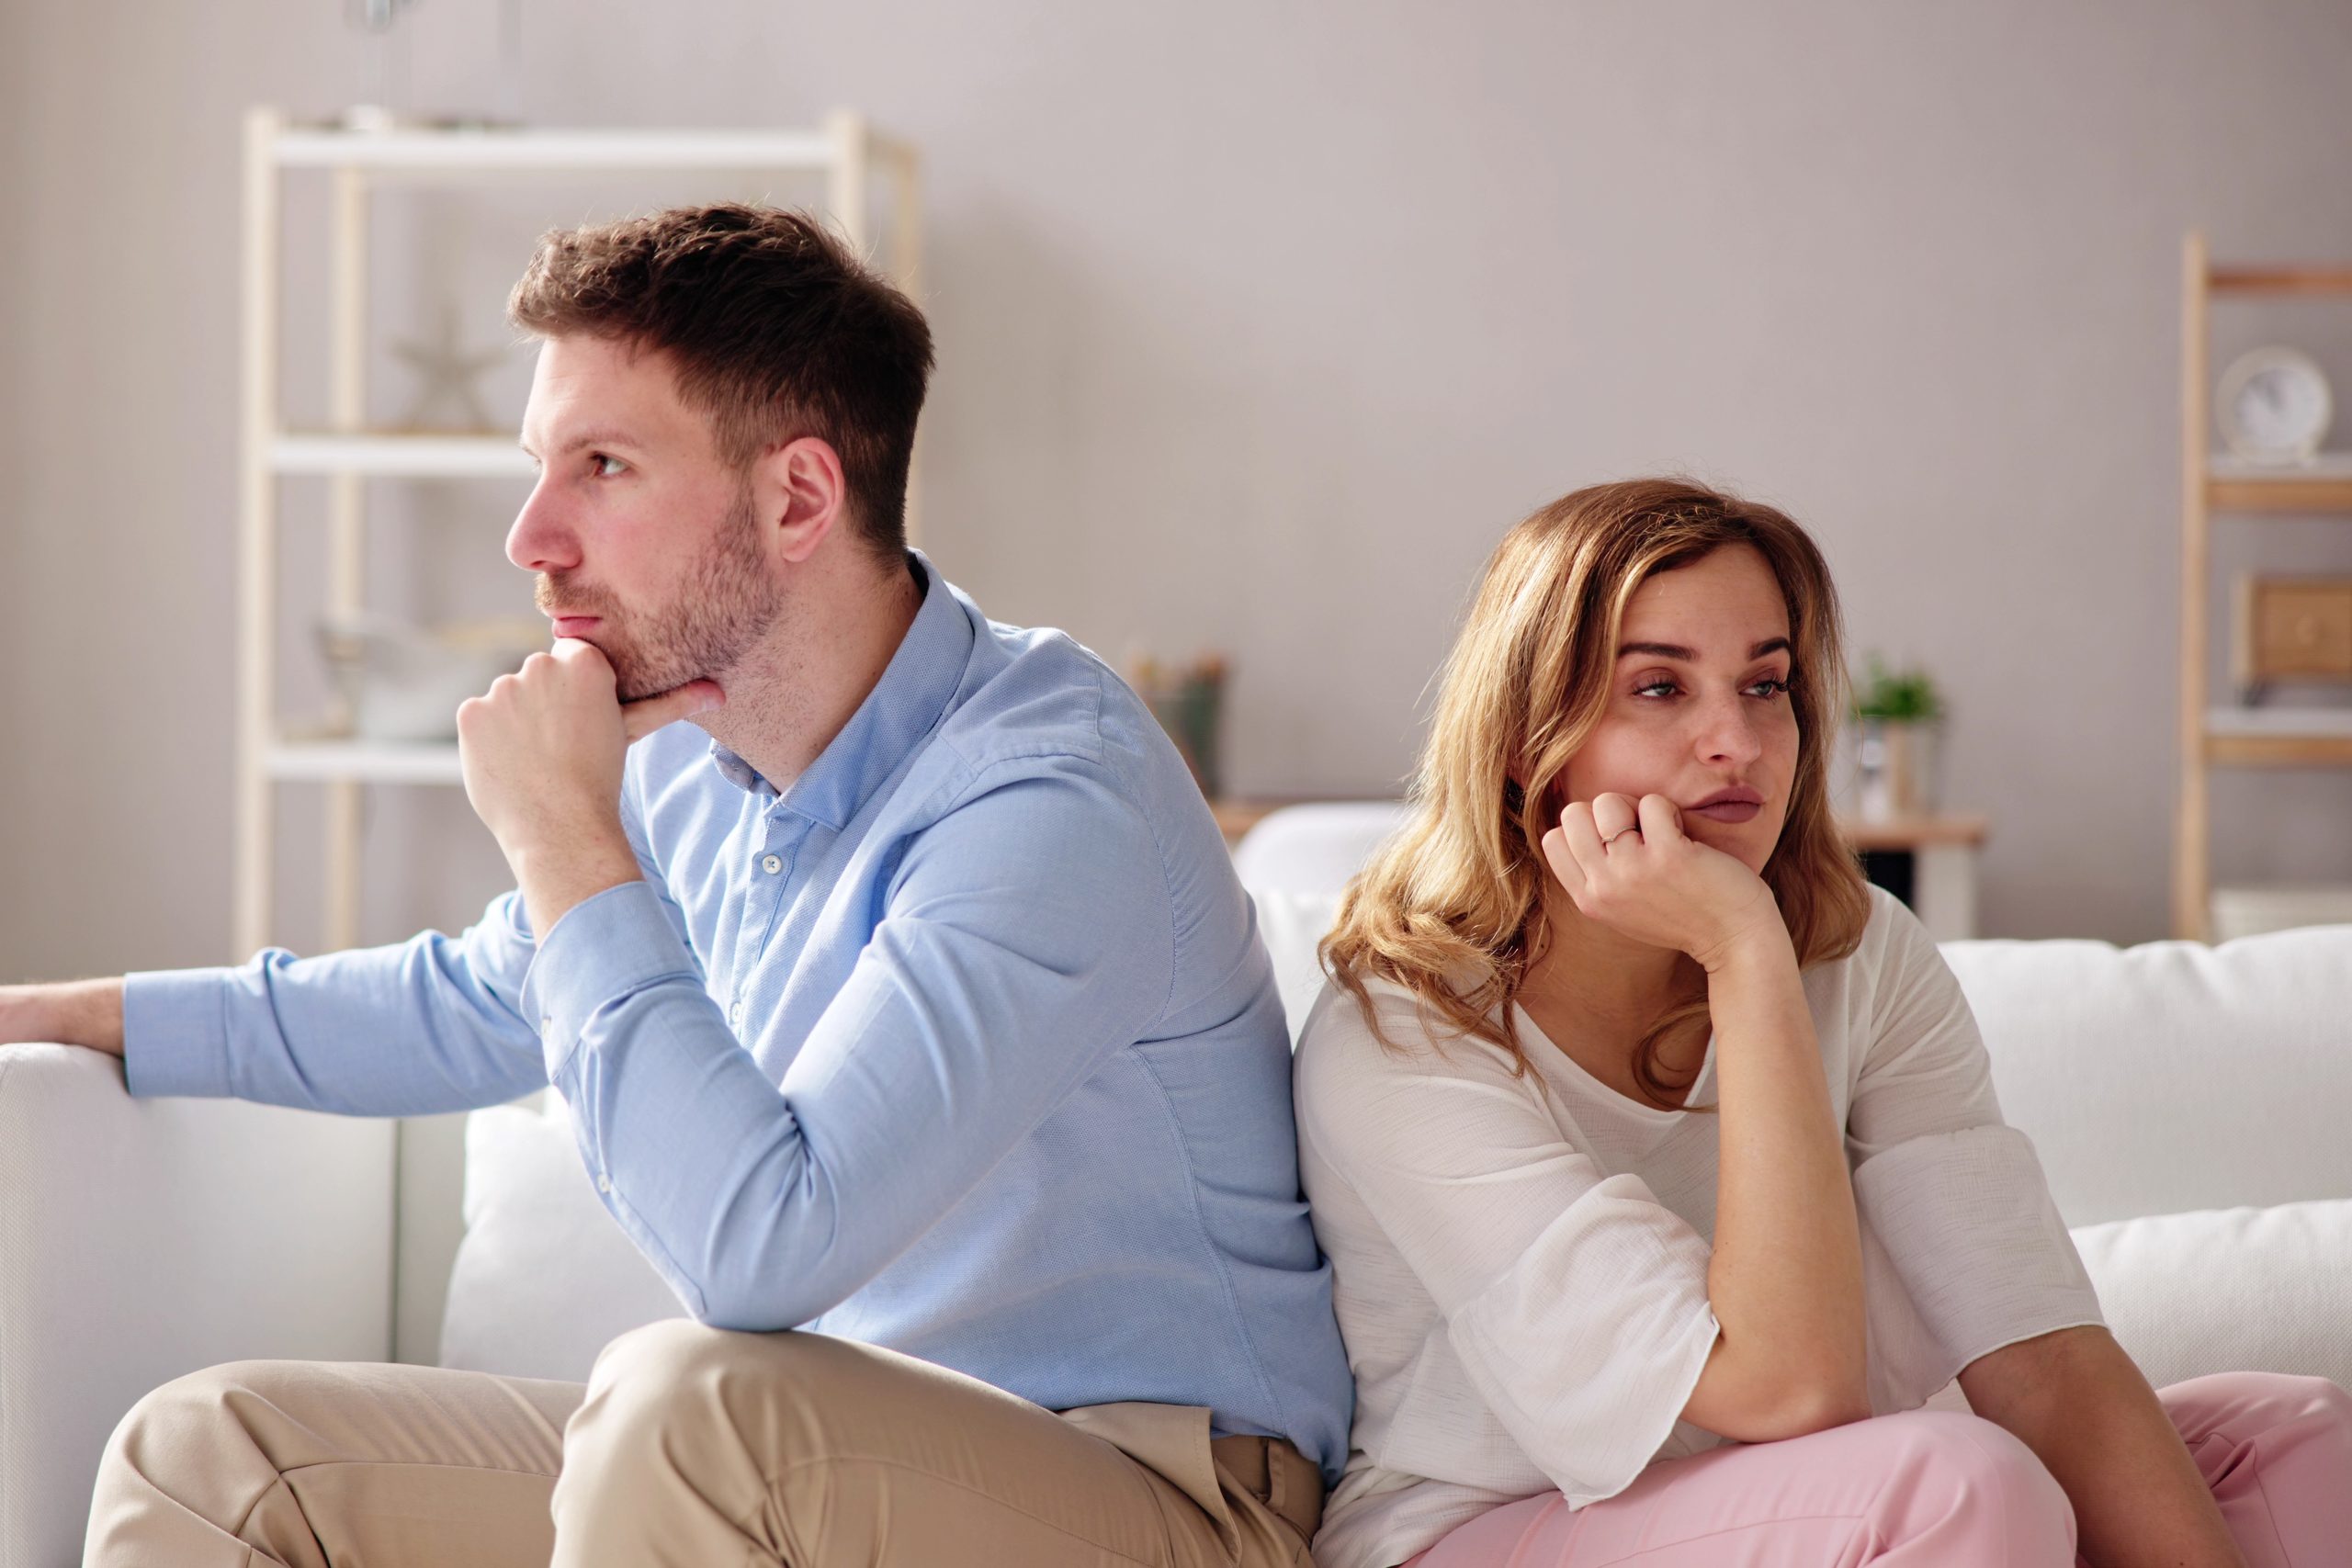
[729,1000,744,1026]
[538,1014,553,1032]
[596,1174,612,1194]
[761,853,783,874]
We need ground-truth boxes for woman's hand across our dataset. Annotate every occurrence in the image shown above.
[1541,792,1784,971]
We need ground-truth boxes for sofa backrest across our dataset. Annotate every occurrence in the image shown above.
[432,802,2352,1385]
[1234,804,2352,1230]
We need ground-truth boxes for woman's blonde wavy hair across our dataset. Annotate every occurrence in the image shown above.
[1322,477,1872,1106]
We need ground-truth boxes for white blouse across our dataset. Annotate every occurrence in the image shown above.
[1293,886,2104,1568]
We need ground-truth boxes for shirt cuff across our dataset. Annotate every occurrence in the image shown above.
[1854,1122,2105,1371]
[120,966,236,1100]
[520,879,702,1078]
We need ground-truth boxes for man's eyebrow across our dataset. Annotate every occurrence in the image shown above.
[1616,637,1793,660]
[516,427,643,460]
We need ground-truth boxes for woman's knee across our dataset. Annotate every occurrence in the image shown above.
[2162,1370,2352,1450]
[1865,1411,2075,1551]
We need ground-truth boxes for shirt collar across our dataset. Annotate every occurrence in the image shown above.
[706,547,975,830]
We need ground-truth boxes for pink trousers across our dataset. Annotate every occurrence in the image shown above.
[1403,1371,2352,1567]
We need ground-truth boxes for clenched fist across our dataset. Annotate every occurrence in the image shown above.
[1540,792,1784,972]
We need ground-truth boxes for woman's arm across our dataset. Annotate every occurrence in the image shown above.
[1960,1326,2245,1568]
[1680,923,1871,1439]
[1547,792,1870,1441]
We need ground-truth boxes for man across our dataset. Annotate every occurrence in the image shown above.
[7,204,1351,1567]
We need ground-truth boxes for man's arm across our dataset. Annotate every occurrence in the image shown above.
[1961,1325,2245,1568]
[0,977,125,1055]
[526,763,1176,1331]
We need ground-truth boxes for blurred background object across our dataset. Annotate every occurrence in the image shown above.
[1851,656,1946,823]
[7,0,2352,985]
[1130,651,1228,801]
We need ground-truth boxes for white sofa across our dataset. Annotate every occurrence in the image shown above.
[5,802,2349,1567]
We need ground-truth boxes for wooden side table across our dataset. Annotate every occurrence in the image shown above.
[1839,813,1989,942]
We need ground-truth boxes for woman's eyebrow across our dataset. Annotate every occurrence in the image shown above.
[1616,637,1792,660]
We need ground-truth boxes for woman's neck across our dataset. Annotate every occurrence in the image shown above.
[1516,886,1711,1095]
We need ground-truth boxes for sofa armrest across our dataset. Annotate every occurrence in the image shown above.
[0,1044,395,1568]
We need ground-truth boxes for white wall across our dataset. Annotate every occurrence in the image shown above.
[6,0,2352,977]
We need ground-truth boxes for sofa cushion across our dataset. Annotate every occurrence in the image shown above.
[437,1099,681,1384]
[2071,1199,2352,1394]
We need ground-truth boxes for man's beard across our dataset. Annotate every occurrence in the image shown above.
[537,485,783,704]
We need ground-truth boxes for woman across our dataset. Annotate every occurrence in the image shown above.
[1294,478,2351,1567]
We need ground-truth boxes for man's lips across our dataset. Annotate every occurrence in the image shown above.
[550,615,601,637]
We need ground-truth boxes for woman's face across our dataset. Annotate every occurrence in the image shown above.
[1558,543,1801,875]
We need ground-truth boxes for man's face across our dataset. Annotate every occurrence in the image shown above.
[510,334,783,702]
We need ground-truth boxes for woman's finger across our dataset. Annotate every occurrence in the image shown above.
[1540,824,1588,902]
[1590,792,1641,850]
[1555,799,1607,881]
[1636,792,1687,845]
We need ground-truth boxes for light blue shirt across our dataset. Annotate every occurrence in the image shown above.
[125,551,1352,1481]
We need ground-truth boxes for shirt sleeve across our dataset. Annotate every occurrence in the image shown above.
[1844,892,2105,1380]
[518,758,1179,1331]
[1293,985,1721,1508]
[119,885,548,1114]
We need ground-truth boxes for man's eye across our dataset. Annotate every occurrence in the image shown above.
[591,454,628,478]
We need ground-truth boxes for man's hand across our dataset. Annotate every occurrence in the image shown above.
[0,979,127,1056]
[457,638,723,938]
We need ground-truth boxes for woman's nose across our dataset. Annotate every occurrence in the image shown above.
[1695,695,1765,764]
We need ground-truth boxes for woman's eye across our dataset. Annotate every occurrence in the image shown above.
[1634,679,1679,699]
[590,453,628,479]
[1747,676,1792,698]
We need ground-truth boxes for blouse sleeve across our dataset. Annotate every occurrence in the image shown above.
[1844,891,2105,1380]
[1294,983,1721,1507]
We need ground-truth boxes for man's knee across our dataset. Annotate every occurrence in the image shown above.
[102,1360,288,1468]
[573,1321,849,1461]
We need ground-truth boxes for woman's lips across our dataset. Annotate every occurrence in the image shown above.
[1690,800,1762,824]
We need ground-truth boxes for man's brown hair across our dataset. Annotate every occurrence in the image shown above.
[508,203,933,555]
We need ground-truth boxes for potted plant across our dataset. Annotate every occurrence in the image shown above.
[1851,657,1945,822]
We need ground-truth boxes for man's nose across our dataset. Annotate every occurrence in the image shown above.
[506,481,578,575]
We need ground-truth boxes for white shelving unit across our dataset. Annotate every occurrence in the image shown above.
[235,106,922,959]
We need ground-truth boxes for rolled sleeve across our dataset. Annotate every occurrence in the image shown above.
[120,965,234,1100]
[116,888,548,1115]
[1847,893,2104,1382]
[521,879,705,1080]
[1449,1172,1723,1506]
[1853,1123,2103,1376]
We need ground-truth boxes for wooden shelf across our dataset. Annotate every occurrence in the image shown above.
[271,433,536,478]
[266,737,463,784]
[2206,453,2352,514]
[2204,706,2352,765]
[2207,266,2352,298]
[2177,234,2352,938]
[272,124,838,175]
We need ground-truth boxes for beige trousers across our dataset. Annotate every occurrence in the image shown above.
[83,1318,1323,1567]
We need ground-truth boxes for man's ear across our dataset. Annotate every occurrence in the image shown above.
[751,434,848,564]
